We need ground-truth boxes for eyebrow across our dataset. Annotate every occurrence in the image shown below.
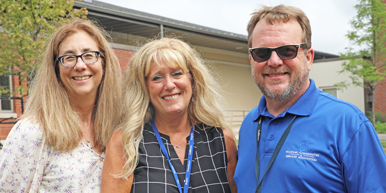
[61,48,93,55]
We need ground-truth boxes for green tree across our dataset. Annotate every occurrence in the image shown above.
[339,0,386,125]
[0,0,87,97]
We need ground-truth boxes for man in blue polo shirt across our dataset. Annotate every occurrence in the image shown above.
[234,4,386,193]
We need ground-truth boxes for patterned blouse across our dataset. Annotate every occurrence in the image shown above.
[131,123,231,193]
[0,119,104,192]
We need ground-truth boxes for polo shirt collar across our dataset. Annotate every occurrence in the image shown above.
[253,78,319,121]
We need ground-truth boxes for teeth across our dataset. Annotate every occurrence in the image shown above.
[73,76,91,80]
[163,94,180,100]
[268,73,285,77]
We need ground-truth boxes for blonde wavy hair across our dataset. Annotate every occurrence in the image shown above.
[22,19,122,151]
[247,4,312,49]
[119,37,232,178]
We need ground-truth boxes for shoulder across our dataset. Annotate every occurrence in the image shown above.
[316,92,368,123]
[222,128,237,155]
[6,118,44,142]
[222,129,235,144]
[197,123,236,152]
[245,106,260,120]
[238,106,259,136]
[107,130,123,153]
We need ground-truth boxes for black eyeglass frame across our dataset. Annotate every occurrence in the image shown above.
[249,43,308,62]
[56,51,105,68]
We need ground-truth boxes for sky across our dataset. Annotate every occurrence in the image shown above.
[98,0,358,55]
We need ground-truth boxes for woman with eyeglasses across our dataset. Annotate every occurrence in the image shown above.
[0,19,122,192]
[101,38,237,193]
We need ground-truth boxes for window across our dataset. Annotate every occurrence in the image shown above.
[0,74,12,112]
[321,87,338,97]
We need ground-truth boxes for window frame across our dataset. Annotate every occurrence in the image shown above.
[320,86,338,98]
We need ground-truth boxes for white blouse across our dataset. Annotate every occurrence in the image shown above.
[0,119,104,192]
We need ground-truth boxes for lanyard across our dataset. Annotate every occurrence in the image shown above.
[255,115,297,193]
[151,120,194,193]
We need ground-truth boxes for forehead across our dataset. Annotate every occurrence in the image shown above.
[251,18,303,48]
[146,60,182,75]
[145,52,189,76]
[59,31,98,54]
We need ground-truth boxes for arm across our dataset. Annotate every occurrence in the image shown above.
[101,130,133,193]
[343,121,386,193]
[0,120,48,192]
[223,129,238,193]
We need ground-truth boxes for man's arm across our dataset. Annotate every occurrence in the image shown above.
[342,120,386,192]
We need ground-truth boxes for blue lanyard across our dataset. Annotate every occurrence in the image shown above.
[151,120,194,193]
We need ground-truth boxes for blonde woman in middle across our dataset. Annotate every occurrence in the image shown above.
[101,38,237,193]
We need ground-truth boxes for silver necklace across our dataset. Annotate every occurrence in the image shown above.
[86,141,93,149]
[171,138,186,152]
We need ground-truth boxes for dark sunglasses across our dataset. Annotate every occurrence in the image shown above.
[249,43,308,62]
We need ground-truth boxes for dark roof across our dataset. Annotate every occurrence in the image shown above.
[73,0,249,54]
[74,0,339,60]
[313,51,341,62]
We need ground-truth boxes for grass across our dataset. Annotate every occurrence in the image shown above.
[381,140,386,154]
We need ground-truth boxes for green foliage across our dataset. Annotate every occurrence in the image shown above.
[339,0,386,125]
[380,140,386,153]
[375,122,386,134]
[367,111,386,122]
[367,111,386,133]
[0,0,88,96]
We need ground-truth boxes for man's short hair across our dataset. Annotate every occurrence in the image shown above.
[247,4,312,49]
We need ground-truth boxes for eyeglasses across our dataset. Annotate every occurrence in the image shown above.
[249,43,307,62]
[57,51,104,67]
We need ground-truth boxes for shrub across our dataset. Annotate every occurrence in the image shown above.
[375,121,386,134]
[367,111,386,123]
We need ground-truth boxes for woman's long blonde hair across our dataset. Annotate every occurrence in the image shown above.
[22,19,122,151]
[119,37,232,178]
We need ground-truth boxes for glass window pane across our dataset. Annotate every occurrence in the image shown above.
[0,75,9,87]
[0,75,12,111]
[1,99,11,110]
[323,88,337,97]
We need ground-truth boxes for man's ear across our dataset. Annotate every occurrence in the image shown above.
[306,48,314,71]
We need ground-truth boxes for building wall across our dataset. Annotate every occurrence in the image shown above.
[309,59,365,113]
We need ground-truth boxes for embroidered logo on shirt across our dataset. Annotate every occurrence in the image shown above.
[285,142,319,162]
[285,150,319,161]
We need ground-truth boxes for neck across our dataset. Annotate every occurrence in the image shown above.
[265,79,310,117]
[69,95,96,132]
[154,111,191,136]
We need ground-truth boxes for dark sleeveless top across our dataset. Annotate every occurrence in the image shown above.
[131,123,231,193]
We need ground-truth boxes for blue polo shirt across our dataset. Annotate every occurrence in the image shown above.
[234,79,386,192]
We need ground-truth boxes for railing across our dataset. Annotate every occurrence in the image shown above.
[224,110,249,138]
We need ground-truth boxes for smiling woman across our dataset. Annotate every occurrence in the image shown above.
[0,19,123,192]
[101,38,238,193]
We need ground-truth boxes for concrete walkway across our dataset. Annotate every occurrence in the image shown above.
[378,134,386,141]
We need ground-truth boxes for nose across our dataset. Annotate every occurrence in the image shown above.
[73,57,87,71]
[266,50,283,68]
[164,75,176,91]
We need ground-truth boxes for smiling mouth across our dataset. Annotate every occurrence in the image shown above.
[73,76,91,80]
[163,94,180,100]
[265,72,288,77]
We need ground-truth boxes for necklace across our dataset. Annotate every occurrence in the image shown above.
[86,141,93,149]
[171,137,186,152]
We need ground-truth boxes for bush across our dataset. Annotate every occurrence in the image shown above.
[375,121,386,134]
[367,111,386,123]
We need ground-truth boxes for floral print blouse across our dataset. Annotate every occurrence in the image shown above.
[0,119,105,192]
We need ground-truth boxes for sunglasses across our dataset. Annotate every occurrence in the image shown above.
[249,43,307,62]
